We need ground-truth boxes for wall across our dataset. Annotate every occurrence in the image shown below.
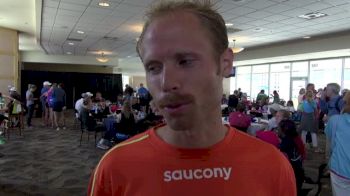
[23,63,114,74]
[0,27,18,93]
[130,75,147,89]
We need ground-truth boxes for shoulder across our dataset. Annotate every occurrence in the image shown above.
[97,131,152,167]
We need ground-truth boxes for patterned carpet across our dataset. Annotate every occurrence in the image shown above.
[0,111,332,195]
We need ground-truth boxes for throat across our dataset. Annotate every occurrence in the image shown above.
[156,123,228,149]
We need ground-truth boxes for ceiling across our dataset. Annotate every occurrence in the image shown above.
[1,0,350,74]
[39,0,350,58]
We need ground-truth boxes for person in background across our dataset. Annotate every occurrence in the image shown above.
[271,90,280,104]
[89,1,296,195]
[306,83,316,96]
[229,103,251,132]
[278,119,306,196]
[320,83,345,120]
[52,83,66,130]
[325,91,350,195]
[227,90,239,112]
[241,93,252,110]
[256,89,268,105]
[299,90,320,152]
[297,88,306,108]
[26,84,37,129]
[221,94,228,105]
[286,100,295,113]
[237,88,243,99]
[40,81,51,127]
[75,92,93,118]
[118,101,136,136]
[47,83,58,128]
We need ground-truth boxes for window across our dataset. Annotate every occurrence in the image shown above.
[344,58,350,90]
[122,75,130,90]
[270,63,291,101]
[236,66,251,98]
[251,65,269,101]
[292,61,308,77]
[309,59,342,90]
[230,77,236,94]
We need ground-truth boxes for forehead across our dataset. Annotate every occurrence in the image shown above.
[140,11,213,57]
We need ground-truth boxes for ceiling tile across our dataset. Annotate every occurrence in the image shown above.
[303,2,334,11]
[246,11,274,19]
[244,0,277,10]
[280,8,313,17]
[263,14,290,22]
[59,3,87,12]
[248,19,271,26]
[264,3,294,14]
[228,6,256,16]
[60,0,91,6]
[44,0,59,8]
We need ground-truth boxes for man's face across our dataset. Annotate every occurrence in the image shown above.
[139,12,232,130]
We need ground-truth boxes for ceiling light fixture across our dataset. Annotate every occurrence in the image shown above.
[66,52,72,55]
[98,0,110,7]
[68,42,74,45]
[96,52,109,63]
[77,30,85,34]
[303,36,311,39]
[231,39,244,54]
[225,23,234,27]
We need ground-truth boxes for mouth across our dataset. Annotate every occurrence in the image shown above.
[162,102,191,115]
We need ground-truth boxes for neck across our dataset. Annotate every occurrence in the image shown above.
[156,114,227,149]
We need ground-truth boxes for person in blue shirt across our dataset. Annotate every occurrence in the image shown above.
[137,83,150,112]
[325,91,350,196]
[320,83,345,119]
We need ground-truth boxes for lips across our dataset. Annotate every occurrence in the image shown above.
[162,102,190,115]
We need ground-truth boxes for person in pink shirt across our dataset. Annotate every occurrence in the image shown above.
[229,103,251,132]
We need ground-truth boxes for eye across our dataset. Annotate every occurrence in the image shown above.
[146,62,162,74]
[179,58,195,67]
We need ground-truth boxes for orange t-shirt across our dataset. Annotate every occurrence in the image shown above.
[88,125,296,196]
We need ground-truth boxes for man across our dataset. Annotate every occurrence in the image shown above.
[40,81,51,126]
[26,84,37,128]
[320,83,345,118]
[256,89,268,104]
[75,92,93,117]
[137,83,150,111]
[52,83,66,130]
[88,1,296,195]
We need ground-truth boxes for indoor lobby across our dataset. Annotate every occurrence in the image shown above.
[1,0,350,195]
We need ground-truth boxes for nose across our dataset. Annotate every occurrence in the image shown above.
[161,63,180,92]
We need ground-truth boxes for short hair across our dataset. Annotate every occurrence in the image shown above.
[279,119,298,138]
[136,0,228,62]
[306,83,315,90]
[299,88,305,95]
[327,83,340,95]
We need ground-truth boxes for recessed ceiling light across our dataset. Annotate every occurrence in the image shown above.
[66,52,72,55]
[127,55,132,58]
[298,12,327,20]
[98,1,110,7]
[225,23,234,27]
[303,36,311,39]
[68,42,74,45]
[77,30,84,34]
[254,27,264,32]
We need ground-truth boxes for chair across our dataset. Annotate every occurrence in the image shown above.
[79,112,105,146]
[5,113,22,139]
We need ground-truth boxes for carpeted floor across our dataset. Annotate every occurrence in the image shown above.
[0,111,332,195]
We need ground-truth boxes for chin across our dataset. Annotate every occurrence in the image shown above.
[166,118,194,131]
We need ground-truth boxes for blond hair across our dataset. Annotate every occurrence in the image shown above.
[136,0,228,62]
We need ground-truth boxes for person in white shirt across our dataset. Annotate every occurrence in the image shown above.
[75,92,93,117]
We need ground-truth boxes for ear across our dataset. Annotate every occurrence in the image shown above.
[221,48,234,77]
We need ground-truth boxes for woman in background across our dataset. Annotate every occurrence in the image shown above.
[325,91,350,196]
[278,119,305,195]
[299,90,319,152]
